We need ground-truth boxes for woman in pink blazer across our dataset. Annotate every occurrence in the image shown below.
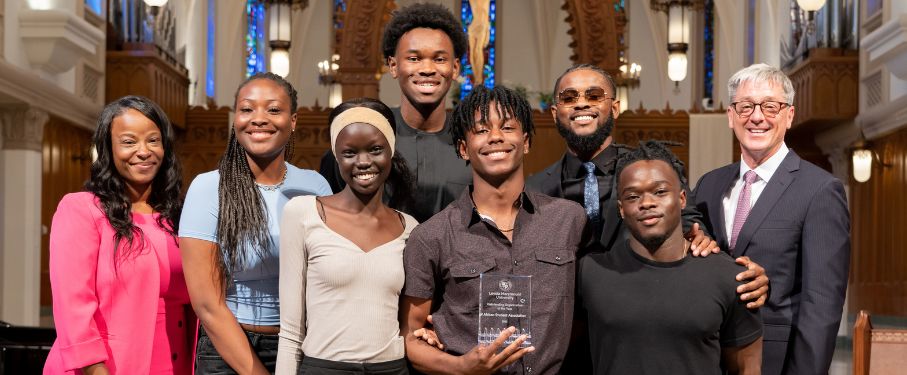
[44,96,195,374]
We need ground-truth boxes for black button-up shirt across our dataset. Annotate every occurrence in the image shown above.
[403,188,593,375]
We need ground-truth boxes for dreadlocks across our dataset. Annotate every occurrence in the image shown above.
[449,85,535,159]
[215,72,298,290]
[615,140,688,188]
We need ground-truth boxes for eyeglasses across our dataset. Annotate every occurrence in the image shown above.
[730,101,790,118]
[557,87,613,106]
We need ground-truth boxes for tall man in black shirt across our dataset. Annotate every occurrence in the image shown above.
[578,140,763,374]
[320,3,472,222]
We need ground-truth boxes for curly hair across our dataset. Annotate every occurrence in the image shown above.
[85,95,182,263]
[381,3,468,60]
[215,72,298,289]
[614,140,688,188]
[328,98,415,212]
[449,86,535,160]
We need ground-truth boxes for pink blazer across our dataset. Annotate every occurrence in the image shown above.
[43,192,197,374]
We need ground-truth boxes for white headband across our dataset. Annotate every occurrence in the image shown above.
[329,107,396,157]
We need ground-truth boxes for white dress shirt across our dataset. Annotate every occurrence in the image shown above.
[722,143,790,242]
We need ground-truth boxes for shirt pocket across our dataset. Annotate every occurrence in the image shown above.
[447,259,497,313]
[531,248,576,298]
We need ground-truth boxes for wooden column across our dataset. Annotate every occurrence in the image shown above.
[334,0,394,100]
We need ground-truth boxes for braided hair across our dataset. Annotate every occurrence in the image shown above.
[86,96,182,264]
[614,140,688,188]
[449,85,535,159]
[328,98,415,212]
[215,72,298,289]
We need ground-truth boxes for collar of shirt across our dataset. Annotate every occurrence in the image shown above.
[738,143,789,183]
[392,107,454,142]
[562,144,619,180]
[454,185,538,228]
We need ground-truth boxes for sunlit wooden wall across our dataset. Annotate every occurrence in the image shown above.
[40,117,93,307]
[849,126,907,316]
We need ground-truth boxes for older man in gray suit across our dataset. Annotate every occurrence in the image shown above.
[691,63,851,375]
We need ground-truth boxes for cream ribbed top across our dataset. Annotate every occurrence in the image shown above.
[275,195,418,374]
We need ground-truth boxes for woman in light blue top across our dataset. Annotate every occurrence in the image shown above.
[179,72,331,374]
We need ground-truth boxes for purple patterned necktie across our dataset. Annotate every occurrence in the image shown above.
[730,170,759,251]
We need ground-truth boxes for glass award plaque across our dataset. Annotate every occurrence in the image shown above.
[478,273,531,348]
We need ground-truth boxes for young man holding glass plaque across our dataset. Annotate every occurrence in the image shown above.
[399,86,594,375]
[578,141,763,374]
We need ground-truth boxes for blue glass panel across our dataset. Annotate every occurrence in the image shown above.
[460,0,496,99]
[703,0,714,100]
[85,0,102,15]
[207,0,216,97]
[246,0,266,78]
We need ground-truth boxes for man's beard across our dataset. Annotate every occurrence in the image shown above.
[555,111,615,156]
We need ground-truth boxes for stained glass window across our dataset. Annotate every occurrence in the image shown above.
[207,0,216,98]
[459,0,496,100]
[703,0,714,100]
[246,0,266,78]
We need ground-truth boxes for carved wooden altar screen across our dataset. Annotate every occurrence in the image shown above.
[562,0,627,76]
[334,0,394,100]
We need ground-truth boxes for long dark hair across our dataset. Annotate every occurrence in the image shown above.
[215,72,298,289]
[85,95,182,261]
[328,98,415,211]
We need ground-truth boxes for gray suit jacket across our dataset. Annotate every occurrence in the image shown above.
[690,150,850,375]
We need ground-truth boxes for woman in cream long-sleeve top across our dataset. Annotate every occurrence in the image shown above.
[277,98,417,375]
[43,96,193,374]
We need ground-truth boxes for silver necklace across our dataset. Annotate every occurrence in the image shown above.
[255,168,288,191]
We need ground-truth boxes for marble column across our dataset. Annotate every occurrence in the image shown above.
[0,105,48,326]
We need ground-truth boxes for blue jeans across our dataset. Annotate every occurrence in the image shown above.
[195,326,278,374]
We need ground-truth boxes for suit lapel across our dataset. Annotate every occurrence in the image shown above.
[735,152,800,256]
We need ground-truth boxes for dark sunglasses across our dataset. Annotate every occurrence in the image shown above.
[557,87,613,105]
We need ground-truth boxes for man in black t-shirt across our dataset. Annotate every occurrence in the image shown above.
[578,141,763,374]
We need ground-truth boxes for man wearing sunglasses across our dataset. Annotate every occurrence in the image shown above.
[526,64,770,372]
[690,63,850,375]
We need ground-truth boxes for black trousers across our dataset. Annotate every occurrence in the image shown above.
[298,356,408,375]
[195,326,278,374]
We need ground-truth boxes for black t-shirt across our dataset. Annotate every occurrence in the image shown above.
[577,240,762,375]
[319,107,472,222]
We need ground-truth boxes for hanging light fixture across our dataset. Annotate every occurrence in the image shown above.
[143,0,168,7]
[318,54,342,107]
[796,0,827,34]
[615,60,641,113]
[264,1,307,77]
[268,1,291,77]
[850,136,890,183]
[651,1,701,86]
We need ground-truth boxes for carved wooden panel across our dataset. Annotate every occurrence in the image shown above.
[561,0,627,76]
[849,125,907,316]
[40,116,93,306]
[785,48,859,133]
[177,106,688,185]
[335,0,395,100]
[525,110,563,175]
[177,105,334,190]
[613,106,691,179]
[106,43,190,128]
